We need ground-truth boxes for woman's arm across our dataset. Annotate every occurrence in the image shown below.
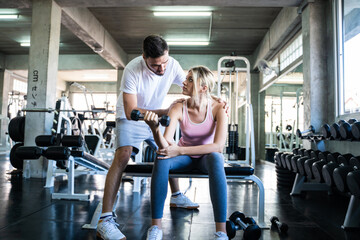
[157,102,227,158]
[144,102,182,150]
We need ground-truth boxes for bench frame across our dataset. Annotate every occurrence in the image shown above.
[83,170,267,229]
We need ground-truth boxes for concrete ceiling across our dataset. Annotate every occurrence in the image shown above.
[0,0,302,58]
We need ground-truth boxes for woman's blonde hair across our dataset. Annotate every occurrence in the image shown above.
[188,65,215,100]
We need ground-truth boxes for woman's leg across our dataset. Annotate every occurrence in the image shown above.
[197,152,227,232]
[151,155,193,222]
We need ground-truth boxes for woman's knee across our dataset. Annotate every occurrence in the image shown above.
[207,152,224,164]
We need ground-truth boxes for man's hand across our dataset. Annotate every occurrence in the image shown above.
[166,98,186,115]
[157,142,181,159]
[211,95,229,115]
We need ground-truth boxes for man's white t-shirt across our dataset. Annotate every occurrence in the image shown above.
[116,56,185,119]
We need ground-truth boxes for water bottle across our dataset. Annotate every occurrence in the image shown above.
[23,160,31,178]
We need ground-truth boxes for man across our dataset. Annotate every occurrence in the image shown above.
[97,35,199,240]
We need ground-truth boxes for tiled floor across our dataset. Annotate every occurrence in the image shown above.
[0,152,359,240]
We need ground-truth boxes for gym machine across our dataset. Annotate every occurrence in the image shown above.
[217,56,255,167]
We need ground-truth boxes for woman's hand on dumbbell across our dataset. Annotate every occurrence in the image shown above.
[144,111,160,129]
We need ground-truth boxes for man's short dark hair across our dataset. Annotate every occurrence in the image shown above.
[143,35,169,58]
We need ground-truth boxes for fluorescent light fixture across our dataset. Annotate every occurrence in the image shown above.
[0,14,18,19]
[20,42,30,47]
[82,73,109,80]
[167,41,209,46]
[154,12,211,17]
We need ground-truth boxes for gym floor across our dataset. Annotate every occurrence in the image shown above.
[0,152,359,240]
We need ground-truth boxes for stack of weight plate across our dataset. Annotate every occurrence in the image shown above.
[274,152,296,188]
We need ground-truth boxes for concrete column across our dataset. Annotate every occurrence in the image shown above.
[116,69,123,97]
[0,70,11,150]
[24,0,61,178]
[258,91,266,160]
[301,0,328,149]
[251,73,260,160]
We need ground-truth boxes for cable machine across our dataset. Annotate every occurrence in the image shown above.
[217,56,255,168]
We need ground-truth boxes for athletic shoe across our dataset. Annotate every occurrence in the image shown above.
[170,193,199,209]
[146,225,163,240]
[96,216,126,240]
[214,231,229,240]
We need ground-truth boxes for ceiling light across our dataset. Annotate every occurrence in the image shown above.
[20,42,30,47]
[167,41,209,46]
[153,12,211,17]
[0,14,19,19]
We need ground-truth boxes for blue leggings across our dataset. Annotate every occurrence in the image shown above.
[151,152,227,222]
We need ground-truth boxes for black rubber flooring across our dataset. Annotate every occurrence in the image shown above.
[0,152,359,240]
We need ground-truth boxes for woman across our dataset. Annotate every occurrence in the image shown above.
[144,66,228,240]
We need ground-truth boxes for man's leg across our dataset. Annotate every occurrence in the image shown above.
[97,146,132,240]
[102,146,132,212]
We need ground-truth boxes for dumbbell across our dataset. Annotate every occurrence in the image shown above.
[130,109,170,127]
[330,120,346,139]
[296,125,315,138]
[226,211,261,240]
[320,124,332,139]
[304,150,321,179]
[351,121,360,140]
[347,169,360,198]
[296,149,313,175]
[270,216,288,234]
[290,148,306,173]
[312,151,335,183]
[322,153,353,187]
[333,156,360,193]
[339,119,357,140]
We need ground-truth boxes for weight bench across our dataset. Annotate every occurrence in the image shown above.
[83,162,267,229]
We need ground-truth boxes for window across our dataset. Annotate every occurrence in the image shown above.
[279,34,302,71]
[13,79,27,94]
[337,0,360,114]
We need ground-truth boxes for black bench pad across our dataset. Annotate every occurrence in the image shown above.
[124,162,254,176]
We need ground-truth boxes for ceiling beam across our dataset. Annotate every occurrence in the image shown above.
[0,0,31,8]
[61,7,127,69]
[55,0,302,7]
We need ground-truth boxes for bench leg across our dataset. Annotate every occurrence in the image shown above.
[82,201,103,229]
[248,175,268,229]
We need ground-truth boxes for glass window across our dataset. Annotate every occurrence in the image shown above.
[279,34,302,71]
[338,0,360,114]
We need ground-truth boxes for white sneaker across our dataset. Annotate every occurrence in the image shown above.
[97,216,126,240]
[146,225,163,240]
[214,231,229,240]
[170,193,199,209]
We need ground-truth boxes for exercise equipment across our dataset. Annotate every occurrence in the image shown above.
[333,156,360,192]
[130,109,170,127]
[330,120,346,140]
[312,152,339,183]
[296,125,315,138]
[10,143,24,169]
[304,150,321,179]
[8,116,25,142]
[85,163,267,230]
[339,119,357,140]
[217,56,255,167]
[270,216,288,234]
[322,153,353,187]
[226,211,261,240]
[351,121,360,140]
[320,124,331,139]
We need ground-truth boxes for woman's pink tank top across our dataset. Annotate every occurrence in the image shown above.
[178,100,216,158]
